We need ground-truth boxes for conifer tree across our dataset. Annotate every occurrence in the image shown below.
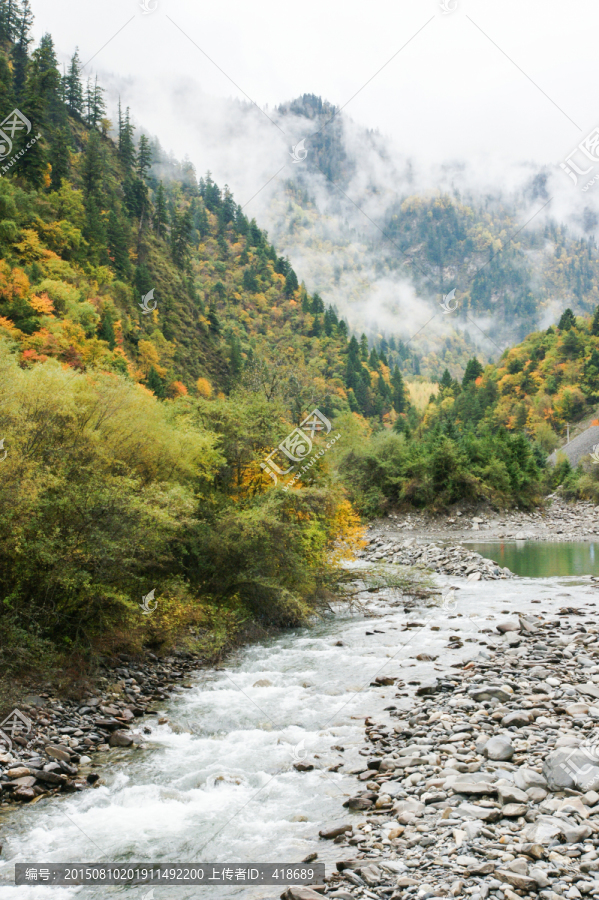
[64,48,83,117]
[391,366,407,413]
[118,103,136,169]
[154,182,168,237]
[462,357,484,387]
[137,133,152,180]
[147,365,165,398]
[12,0,33,101]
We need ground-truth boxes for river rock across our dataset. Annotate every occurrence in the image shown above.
[543,748,599,791]
[319,824,353,839]
[281,888,324,900]
[514,768,547,791]
[7,767,31,779]
[500,802,528,817]
[108,731,134,748]
[497,783,529,804]
[502,710,532,727]
[483,736,514,760]
[45,745,71,762]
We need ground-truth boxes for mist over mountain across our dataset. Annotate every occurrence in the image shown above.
[104,79,599,379]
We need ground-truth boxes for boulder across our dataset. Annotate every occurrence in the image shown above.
[543,747,599,791]
[484,736,514,761]
[108,730,134,748]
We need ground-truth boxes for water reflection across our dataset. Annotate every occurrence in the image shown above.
[466,540,599,577]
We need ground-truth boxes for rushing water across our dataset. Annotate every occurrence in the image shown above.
[1,572,598,900]
[466,540,599,577]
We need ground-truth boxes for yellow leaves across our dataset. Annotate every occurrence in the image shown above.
[14,228,60,263]
[329,499,367,562]
[34,218,85,256]
[0,314,19,334]
[196,377,212,398]
[138,340,166,377]
[28,293,54,316]
[0,261,29,302]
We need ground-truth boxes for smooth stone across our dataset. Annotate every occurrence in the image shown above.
[501,711,532,727]
[543,748,599,791]
[484,736,514,761]
[108,731,134,748]
[501,802,528,817]
[514,768,547,791]
[497,784,529,804]
[45,745,71,762]
[319,824,353,840]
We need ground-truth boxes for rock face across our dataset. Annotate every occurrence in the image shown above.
[326,588,599,900]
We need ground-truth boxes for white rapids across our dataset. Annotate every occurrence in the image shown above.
[0,573,595,900]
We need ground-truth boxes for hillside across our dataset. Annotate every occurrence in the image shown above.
[1,1,598,692]
[265,95,599,377]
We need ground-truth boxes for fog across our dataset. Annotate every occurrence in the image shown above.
[26,0,599,357]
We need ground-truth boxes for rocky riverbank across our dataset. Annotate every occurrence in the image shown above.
[370,498,599,545]
[358,537,513,581]
[0,649,204,806]
[314,600,599,900]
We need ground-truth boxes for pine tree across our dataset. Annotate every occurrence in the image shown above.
[462,357,484,387]
[284,269,298,297]
[0,0,19,42]
[98,309,116,349]
[591,306,599,336]
[360,334,369,360]
[147,365,165,398]
[154,182,168,237]
[64,48,83,117]
[391,366,407,413]
[28,33,62,126]
[208,302,220,335]
[439,368,453,389]
[171,207,192,269]
[558,308,576,331]
[137,133,152,180]
[12,0,33,101]
[118,104,136,169]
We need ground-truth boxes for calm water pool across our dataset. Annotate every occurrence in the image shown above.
[466,540,599,577]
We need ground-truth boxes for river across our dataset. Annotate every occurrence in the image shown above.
[1,570,597,900]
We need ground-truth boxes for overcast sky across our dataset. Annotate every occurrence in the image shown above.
[29,0,599,178]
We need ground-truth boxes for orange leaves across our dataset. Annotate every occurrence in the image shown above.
[0,261,29,303]
[28,293,55,316]
[170,380,188,397]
